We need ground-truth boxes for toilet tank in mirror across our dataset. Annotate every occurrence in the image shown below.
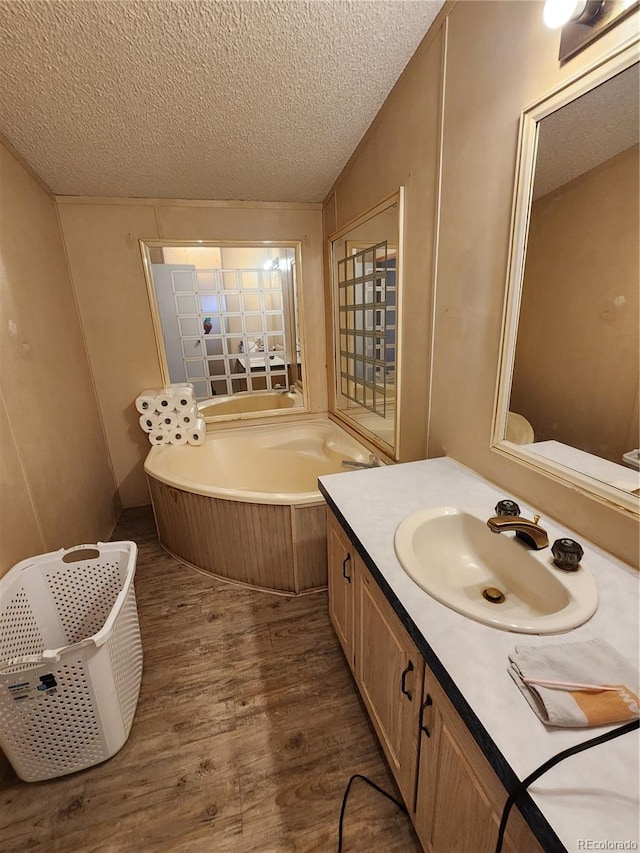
[329,190,403,458]
[141,241,308,421]
[494,44,639,514]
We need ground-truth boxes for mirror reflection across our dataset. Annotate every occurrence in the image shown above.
[504,61,639,497]
[331,198,399,453]
[142,242,305,418]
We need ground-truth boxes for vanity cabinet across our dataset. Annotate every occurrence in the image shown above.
[355,560,424,809]
[415,672,541,853]
[327,510,355,668]
[326,507,543,853]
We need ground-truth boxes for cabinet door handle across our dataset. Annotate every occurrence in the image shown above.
[420,693,433,736]
[400,660,414,701]
[342,553,352,583]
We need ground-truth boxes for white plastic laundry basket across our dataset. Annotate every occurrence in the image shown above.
[0,541,143,782]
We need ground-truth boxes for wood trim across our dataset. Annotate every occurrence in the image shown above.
[327,189,401,243]
[55,195,322,209]
[291,503,328,592]
[148,477,328,595]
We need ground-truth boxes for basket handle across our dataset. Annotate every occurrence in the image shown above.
[90,545,138,648]
[62,547,101,563]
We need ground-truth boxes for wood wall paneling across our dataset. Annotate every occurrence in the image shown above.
[149,478,328,595]
[57,200,328,508]
[0,141,118,574]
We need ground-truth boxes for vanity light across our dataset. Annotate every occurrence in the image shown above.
[543,0,603,28]
[544,0,634,62]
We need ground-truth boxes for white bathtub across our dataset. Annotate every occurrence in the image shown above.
[144,417,371,506]
[198,389,302,420]
[144,418,376,594]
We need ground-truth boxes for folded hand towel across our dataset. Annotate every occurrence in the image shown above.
[508,638,639,727]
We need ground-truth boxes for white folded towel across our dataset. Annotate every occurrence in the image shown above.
[509,638,639,727]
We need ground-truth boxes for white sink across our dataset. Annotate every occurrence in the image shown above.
[394,506,598,634]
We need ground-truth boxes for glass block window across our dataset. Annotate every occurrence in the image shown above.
[171,267,288,398]
[336,241,396,417]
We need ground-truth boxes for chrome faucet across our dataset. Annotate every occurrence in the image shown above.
[341,454,382,470]
[486,513,549,550]
[275,384,296,394]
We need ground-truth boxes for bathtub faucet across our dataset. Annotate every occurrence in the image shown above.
[275,384,296,394]
[341,454,382,470]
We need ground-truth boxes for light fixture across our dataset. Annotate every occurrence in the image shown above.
[543,0,603,28]
[544,0,636,63]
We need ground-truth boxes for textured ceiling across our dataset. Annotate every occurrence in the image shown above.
[0,0,443,201]
[534,62,639,199]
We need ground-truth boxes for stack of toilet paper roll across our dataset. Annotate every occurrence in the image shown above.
[135,384,206,446]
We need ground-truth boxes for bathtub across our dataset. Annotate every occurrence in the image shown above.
[144,418,374,595]
[198,389,302,419]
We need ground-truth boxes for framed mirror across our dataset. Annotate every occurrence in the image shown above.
[329,190,403,458]
[141,241,307,421]
[494,42,639,515]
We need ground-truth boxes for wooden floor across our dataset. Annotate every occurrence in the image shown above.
[1,507,422,852]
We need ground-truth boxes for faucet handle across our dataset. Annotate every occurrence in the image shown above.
[495,499,520,517]
[552,538,584,571]
[533,514,541,525]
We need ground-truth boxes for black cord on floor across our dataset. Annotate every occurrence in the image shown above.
[494,718,640,853]
[337,773,408,853]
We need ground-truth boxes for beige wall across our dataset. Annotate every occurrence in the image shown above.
[57,199,326,508]
[0,142,119,576]
[511,146,639,463]
[325,1,639,565]
[324,18,446,463]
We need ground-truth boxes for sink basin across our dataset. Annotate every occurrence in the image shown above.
[394,506,598,634]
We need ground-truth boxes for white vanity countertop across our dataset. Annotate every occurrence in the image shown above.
[319,457,640,853]
[523,440,640,493]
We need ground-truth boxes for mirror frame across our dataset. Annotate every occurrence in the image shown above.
[493,36,640,518]
[327,188,405,461]
[140,239,311,422]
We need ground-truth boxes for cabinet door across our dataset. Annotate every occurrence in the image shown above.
[415,672,543,853]
[355,558,424,809]
[327,509,356,670]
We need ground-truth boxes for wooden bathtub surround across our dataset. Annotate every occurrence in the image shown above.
[149,477,328,595]
[327,509,544,853]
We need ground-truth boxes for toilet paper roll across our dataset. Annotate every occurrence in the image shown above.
[186,417,206,446]
[135,389,158,414]
[154,390,175,412]
[149,431,170,446]
[169,428,189,446]
[157,412,178,430]
[173,387,195,412]
[170,381,195,393]
[139,413,160,433]
[177,408,198,429]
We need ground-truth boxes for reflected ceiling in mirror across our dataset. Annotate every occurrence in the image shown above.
[329,191,403,457]
[141,241,307,421]
[494,46,639,514]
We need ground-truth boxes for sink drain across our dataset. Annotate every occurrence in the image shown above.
[482,587,505,604]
